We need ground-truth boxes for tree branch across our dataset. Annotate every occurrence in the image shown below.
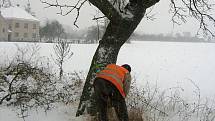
[170,0,215,37]
[40,0,87,28]
[0,91,43,105]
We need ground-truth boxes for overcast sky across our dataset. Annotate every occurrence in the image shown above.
[10,0,201,36]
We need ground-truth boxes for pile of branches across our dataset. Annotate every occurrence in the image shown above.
[0,62,56,118]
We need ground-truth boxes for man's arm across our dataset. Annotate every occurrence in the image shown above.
[123,73,132,97]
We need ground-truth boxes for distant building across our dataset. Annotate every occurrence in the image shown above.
[0,13,8,41]
[0,6,40,42]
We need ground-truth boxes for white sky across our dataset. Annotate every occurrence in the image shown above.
[10,0,201,36]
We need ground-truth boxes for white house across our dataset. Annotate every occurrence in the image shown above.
[0,6,40,41]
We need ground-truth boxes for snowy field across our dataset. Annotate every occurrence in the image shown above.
[0,41,215,121]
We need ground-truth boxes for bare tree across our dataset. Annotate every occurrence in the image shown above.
[53,39,73,81]
[40,0,215,117]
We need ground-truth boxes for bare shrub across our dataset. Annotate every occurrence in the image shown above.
[127,77,215,121]
[0,44,56,119]
[52,39,73,81]
[54,71,85,104]
[0,43,83,120]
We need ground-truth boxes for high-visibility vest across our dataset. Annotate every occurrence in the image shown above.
[96,64,129,98]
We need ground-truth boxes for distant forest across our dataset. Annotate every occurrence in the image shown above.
[130,32,214,43]
[39,20,214,43]
[65,25,214,43]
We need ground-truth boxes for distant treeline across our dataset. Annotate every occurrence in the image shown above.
[130,32,214,43]
[39,20,214,43]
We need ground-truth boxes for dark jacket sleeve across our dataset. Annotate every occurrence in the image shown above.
[123,73,131,97]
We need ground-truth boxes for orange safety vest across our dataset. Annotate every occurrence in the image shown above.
[96,64,129,98]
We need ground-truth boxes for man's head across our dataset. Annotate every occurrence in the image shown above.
[121,64,131,72]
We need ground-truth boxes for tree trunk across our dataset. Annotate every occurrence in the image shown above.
[76,36,122,116]
[76,5,146,117]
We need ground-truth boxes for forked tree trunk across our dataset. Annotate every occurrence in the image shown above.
[76,8,146,116]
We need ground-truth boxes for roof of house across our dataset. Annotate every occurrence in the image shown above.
[0,6,39,22]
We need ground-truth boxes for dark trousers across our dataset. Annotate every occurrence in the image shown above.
[93,78,128,121]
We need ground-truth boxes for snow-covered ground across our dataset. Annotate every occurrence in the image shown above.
[0,41,215,121]
[0,103,88,121]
